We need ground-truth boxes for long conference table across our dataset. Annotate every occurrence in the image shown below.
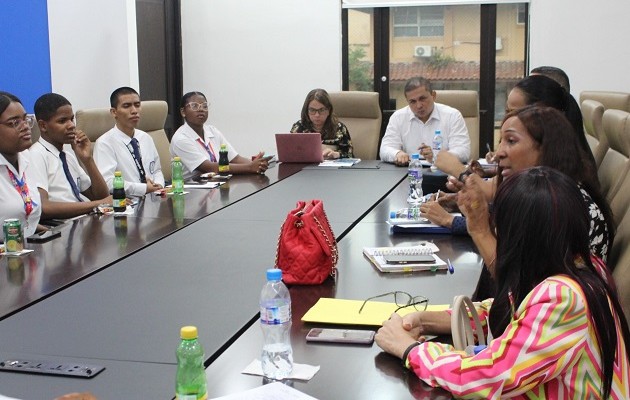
[0,161,482,399]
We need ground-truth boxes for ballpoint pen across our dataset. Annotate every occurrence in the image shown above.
[447,258,455,274]
[435,190,441,201]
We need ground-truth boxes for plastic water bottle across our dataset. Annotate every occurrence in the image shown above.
[112,171,126,212]
[175,326,207,400]
[218,143,230,176]
[172,156,184,194]
[431,130,443,172]
[407,153,423,205]
[260,268,293,380]
[389,208,427,225]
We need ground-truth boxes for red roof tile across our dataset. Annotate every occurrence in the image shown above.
[367,60,525,82]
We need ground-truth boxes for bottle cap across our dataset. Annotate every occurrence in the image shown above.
[411,153,420,160]
[180,325,198,339]
[114,171,122,177]
[266,268,282,281]
[390,211,397,219]
[435,130,441,135]
[173,156,181,162]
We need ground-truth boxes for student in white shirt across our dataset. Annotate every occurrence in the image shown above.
[379,77,470,166]
[30,93,111,220]
[170,91,271,181]
[0,91,42,240]
[93,87,165,196]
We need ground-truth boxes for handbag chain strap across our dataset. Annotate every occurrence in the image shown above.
[312,210,338,278]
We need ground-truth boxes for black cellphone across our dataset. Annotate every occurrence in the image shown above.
[384,254,435,264]
[306,328,375,344]
[27,230,61,243]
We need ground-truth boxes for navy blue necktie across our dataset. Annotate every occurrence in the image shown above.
[130,138,147,183]
[59,151,83,202]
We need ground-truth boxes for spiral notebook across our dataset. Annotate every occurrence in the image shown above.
[363,243,447,273]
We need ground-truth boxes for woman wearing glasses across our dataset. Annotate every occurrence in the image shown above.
[291,88,353,160]
[0,91,42,240]
[170,91,272,180]
[376,167,630,398]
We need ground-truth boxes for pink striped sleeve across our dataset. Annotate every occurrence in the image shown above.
[407,278,590,398]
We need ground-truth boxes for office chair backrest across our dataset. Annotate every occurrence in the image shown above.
[31,120,41,144]
[137,100,171,182]
[598,109,630,201]
[435,90,480,161]
[581,99,607,168]
[328,91,382,160]
[580,91,630,113]
[76,107,115,143]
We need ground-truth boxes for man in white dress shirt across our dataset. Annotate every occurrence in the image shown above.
[30,93,111,220]
[93,87,164,196]
[379,77,470,166]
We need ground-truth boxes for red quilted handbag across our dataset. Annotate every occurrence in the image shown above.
[275,200,338,285]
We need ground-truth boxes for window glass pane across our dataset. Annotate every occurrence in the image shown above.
[496,3,527,126]
[348,9,374,91]
[393,7,417,26]
[393,6,444,38]
[389,5,479,112]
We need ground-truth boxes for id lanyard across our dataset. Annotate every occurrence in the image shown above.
[6,166,35,227]
[126,140,147,183]
[196,138,217,162]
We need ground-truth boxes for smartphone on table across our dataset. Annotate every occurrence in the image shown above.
[306,328,375,344]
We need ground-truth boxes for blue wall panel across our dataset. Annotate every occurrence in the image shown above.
[0,0,51,112]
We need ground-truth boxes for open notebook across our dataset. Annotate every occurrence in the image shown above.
[363,243,447,273]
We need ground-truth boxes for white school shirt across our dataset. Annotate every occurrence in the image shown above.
[29,138,91,202]
[0,150,42,240]
[169,122,239,181]
[379,102,471,163]
[93,126,165,196]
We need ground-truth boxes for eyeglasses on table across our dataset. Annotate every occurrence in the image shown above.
[358,291,428,314]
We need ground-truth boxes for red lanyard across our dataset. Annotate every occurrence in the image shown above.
[6,166,34,218]
[196,138,217,162]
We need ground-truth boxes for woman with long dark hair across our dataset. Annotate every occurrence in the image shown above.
[375,167,630,398]
[291,88,353,159]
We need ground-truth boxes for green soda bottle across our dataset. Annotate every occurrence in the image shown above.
[112,171,126,212]
[176,326,208,400]
[172,156,184,194]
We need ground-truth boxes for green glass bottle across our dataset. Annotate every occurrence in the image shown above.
[112,171,126,212]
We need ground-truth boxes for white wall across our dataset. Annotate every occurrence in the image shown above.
[47,0,139,110]
[181,0,342,156]
[529,0,630,98]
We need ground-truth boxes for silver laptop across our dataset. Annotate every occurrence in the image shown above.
[275,133,324,163]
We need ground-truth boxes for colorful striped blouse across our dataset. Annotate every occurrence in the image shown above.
[408,272,630,399]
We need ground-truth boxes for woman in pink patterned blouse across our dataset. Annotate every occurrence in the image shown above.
[376,167,630,399]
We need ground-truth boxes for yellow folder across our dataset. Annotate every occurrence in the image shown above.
[301,297,450,326]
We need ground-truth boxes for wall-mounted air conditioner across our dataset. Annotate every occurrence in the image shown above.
[414,45,432,57]
[496,37,503,51]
